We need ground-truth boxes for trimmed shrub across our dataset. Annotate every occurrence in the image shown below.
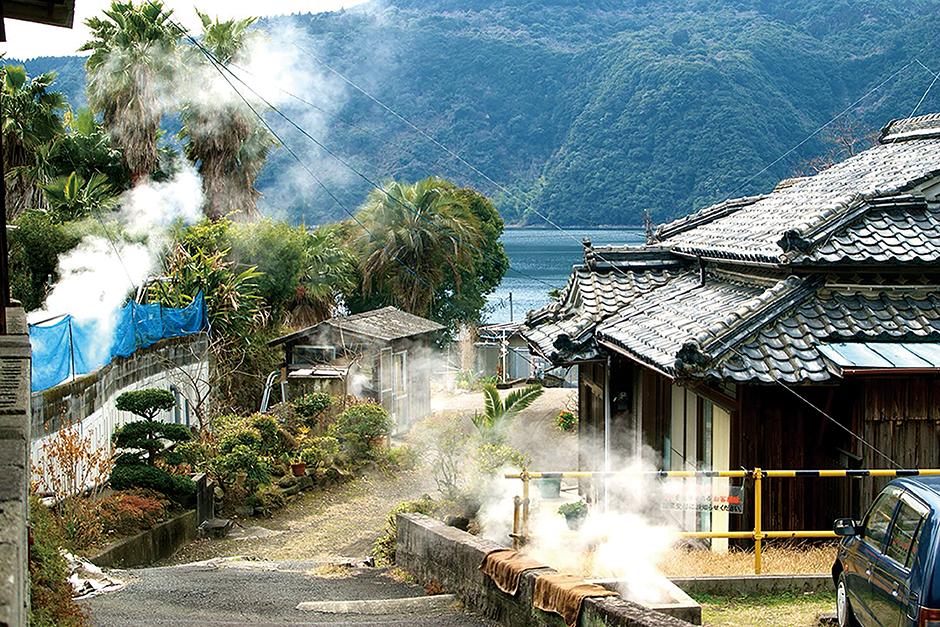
[110,464,196,505]
[249,483,286,517]
[28,496,88,626]
[98,492,168,536]
[332,403,392,460]
[247,413,280,451]
[217,427,262,455]
[115,388,176,420]
[112,420,192,466]
[298,436,340,469]
[385,445,419,471]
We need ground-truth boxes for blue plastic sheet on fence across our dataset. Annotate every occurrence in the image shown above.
[29,292,207,392]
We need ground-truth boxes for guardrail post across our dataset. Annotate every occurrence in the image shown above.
[754,467,763,575]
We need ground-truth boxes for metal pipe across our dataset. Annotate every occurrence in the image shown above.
[603,354,610,512]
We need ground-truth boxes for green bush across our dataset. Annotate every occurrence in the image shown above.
[555,410,577,432]
[110,464,196,505]
[385,444,419,471]
[332,403,392,460]
[217,427,262,455]
[249,483,286,517]
[247,413,280,451]
[292,392,333,420]
[372,495,437,566]
[475,443,530,476]
[298,436,340,469]
[28,496,88,626]
[112,420,192,466]
[115,388,176,420]
[211,444,271,492]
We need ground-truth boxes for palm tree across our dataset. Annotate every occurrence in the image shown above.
[1,65,65,218]
[81,1,179,184]
[472,383,544,444]
[179,11,275,219]
[354,177,483,316]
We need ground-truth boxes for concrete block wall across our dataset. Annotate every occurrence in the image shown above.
[0,308,32,627]
[396,513,693,627]
[30,335,209,488]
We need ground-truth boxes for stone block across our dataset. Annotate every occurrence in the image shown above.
[0,466,25,501]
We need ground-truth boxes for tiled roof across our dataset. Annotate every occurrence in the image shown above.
[711,287,940,383]
[270,306,443,346]
[790,196,940,265]
[594,271,813,375]
[522,266,678,362]
[655,115,940,263]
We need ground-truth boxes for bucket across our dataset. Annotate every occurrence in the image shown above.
[536,477,562,499]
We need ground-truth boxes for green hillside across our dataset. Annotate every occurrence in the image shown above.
[19,0,940,226]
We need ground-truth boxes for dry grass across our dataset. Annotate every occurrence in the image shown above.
[658,543,837,577]
[693,591,836,627]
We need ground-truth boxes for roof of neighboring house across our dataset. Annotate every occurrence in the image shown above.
[524,264,679,362]
[269,306,444,347]
[2,1,75,30]
[522,113,940,383]
[655,115,940,263]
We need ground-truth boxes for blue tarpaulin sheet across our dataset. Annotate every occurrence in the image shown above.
[29,293,207,392]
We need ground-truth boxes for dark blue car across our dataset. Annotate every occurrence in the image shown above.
[832,477,940,627]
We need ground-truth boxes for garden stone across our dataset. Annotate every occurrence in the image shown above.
[280,483,301,497]
[277,475,297,489]
[234,505,253,517]
[297,475,314,491]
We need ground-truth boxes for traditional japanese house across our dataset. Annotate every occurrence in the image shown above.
[523,113,940,539]
[269,306,443,432]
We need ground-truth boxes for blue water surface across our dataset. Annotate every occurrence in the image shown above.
[485,228,644,323]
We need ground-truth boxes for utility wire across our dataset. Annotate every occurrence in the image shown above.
[182,27,559,292]
[294,42,921,468]
[171,22,432,290]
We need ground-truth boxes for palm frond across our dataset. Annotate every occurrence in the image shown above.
[503,385,544,418]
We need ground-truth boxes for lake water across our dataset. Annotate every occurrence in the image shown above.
[485,228,645,323]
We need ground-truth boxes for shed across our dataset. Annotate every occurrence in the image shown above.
[269,307,444,432]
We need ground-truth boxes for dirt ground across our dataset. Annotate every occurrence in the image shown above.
[694,591,836,627]
[169,385,576,565]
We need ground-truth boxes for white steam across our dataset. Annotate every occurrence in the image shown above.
[28,165,205,345]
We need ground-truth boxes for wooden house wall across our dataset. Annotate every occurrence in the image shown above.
[852,375,940,514]
[732,384,855,533]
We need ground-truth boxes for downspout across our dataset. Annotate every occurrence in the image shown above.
[604,353,611,511]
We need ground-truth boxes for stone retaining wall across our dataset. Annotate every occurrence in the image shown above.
[92,510,197,568]
[0,307,31,627]
[395,513,693,627]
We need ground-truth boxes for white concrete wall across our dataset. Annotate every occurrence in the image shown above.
[30,338,209,491]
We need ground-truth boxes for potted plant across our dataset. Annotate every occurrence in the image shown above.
[558,500,588,530]
[290,458,306,477]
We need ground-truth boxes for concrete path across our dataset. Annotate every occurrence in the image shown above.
[82,558,494,626]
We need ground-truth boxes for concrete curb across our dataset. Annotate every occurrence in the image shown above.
[670,574,833,596]
[92,509,197,568]
[296,594,457,614]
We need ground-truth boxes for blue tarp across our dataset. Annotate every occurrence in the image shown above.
[29,293,207,392]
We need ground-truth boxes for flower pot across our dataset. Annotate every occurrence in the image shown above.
[536,477,562,499]
[564,512,586,531]
[290,462,307,477]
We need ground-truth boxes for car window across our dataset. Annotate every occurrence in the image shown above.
[863,488,901,550]
[885,492,930,568]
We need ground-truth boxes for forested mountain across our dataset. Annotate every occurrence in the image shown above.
[18,0,940,226]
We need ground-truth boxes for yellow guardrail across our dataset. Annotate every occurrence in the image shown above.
[504,467,940,574]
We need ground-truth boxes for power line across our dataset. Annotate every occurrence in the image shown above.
[182,26,560,292]
[296,43,921,467]
[171,21,432,291]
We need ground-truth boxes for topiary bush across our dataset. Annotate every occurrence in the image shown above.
[292,392,333,420]
[247,413,280,451]
[210,444,271,493]
[115,388,176,420]
[112,420,192,466]
[110,464,196,505]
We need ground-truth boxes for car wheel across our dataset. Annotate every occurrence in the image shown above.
[837,574,860,627]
